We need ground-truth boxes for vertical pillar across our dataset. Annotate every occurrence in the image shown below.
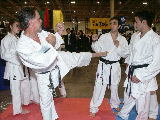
[85,18,88,34]
[110,0,114,18]
[159,23,160,35]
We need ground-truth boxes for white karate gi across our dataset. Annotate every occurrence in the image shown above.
[90,32,129,113]
[1,32,31,115]
[119,29,160,120]
[16,30,92,120]
[29,69,40,103]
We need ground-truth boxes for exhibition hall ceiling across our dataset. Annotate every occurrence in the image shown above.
[0,0,160,22]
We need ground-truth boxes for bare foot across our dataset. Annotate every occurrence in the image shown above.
[21,109,29,114]
[148,118,156,120]
[115,107,121,112]
[59,95,66,98]
[90,112,96,117]
[113,112,119,116]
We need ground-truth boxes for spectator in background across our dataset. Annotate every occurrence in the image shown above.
[70,30,77,52]
[64,28,71,51]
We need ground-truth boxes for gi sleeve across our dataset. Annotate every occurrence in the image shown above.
[135,36,160,83]
[91,35,104,53]
[54,32,64,50]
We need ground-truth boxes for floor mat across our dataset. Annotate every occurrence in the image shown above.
[0,98,116,120]
[111,99,160,120]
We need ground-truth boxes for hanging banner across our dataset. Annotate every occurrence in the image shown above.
[53,10,63,28]
[39,11,45,28]
[90,18,110,29]
[44,8,50,28]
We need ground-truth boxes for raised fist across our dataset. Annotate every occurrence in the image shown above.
[56,22,64,31]
[92,34,98,41]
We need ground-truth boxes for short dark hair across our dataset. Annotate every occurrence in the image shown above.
[66,28,70,31]
[17,7,37,30]
[110,17,121,25]
[135,10,154,28]
[8,19,19,32]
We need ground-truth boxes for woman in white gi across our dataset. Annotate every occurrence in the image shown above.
[90,17,129,117]
[16,7,106,120]
[1,19,31,115]
[114,10,160,120]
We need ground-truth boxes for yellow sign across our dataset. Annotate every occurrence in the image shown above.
[53,10,63,28]
[90,18,110,29]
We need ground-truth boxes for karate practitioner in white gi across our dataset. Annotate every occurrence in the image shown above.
[114,10,160,120]
[90,17,129,117]
[16,7,106,120]
[1,19,31,115]
[123,32,159,120]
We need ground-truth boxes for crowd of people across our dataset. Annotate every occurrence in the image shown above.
[0,6,160,120]
[64,28,92,52]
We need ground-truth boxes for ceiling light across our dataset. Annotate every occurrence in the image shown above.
[143,2,147,4]
[97,2,99,4]
[71,1,75,4]
[74,11,76,12]
[47,2,49,4]
[119,2,121,4]
[24,1,27,4]
[132,12,134,13]
[94,11,95,12]
[15,12,17,13]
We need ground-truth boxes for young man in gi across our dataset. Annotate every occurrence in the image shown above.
[90,17,129,117]
[16,7,106,120]
[114,10,160,120]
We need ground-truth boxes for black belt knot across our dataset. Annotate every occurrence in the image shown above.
[100,57,119,86]
[126,64,149,97]
[39,65,62,91]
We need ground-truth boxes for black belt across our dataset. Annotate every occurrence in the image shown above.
[23,66,26,77]
[100,57,120,86]
[126,64,149,96]
[23,66,31,80]
[39,65,61,97]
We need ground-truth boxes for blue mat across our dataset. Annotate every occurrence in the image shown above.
[0,58,10,91]
[110,99,160,120]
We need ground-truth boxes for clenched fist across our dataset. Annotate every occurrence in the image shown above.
[92,34,99,42]
[55,22,65,36]
[46,33,56,47]
[113,40,119,47]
